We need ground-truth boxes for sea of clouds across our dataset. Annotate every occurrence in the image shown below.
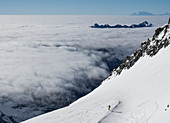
[0,15,168,121]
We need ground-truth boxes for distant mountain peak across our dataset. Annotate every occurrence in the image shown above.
[131,11,154,16]
[131,11,170,16]
[90,21,152,28]
[160,12,170,16]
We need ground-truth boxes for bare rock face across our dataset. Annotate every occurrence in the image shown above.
[152,27,164,40]
[168,17,170,24]
[0,111,18,123]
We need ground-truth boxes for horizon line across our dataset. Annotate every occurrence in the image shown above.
[0,14,169,16]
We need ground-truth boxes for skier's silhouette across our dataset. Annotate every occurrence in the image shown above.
[107,105,111,110]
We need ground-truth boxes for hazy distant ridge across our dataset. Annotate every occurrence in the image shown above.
[131,11,170,16]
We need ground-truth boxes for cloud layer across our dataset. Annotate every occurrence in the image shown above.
[0,15,168,121]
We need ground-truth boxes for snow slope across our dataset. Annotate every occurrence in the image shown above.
[23,23,170,123]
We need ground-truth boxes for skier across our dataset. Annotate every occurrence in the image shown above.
[165,104,169,111]
[107,105,111,110]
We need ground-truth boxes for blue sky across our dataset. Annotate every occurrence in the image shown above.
[0,0,170,15]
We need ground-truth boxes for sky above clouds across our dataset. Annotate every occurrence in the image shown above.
[0,0,170,15]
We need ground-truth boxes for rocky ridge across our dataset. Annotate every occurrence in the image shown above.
[91,21,152,28]
[112,18,170,75]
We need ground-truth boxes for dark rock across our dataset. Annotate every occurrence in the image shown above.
[0,111,18,123]
[90,21,152,29]
[152,27,164,40]
[164,39,169,48]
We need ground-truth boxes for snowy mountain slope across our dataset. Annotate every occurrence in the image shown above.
[23,22,170,123]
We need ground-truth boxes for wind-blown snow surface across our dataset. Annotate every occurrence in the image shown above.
[0,15,168,121]
[23,24,170,123]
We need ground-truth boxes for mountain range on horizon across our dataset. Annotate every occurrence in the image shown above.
[131,11,170,16]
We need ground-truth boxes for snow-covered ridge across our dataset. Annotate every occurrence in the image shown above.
[112,22,170,75]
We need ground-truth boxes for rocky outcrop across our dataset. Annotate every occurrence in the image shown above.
[112,19,170,76]
[90,21,152,28]
[169,17,170,24]
[0,111,17,123]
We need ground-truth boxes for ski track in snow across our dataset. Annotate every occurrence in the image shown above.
[98,101,121,123]
[39,97,120,123]
[99,100,158,123]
